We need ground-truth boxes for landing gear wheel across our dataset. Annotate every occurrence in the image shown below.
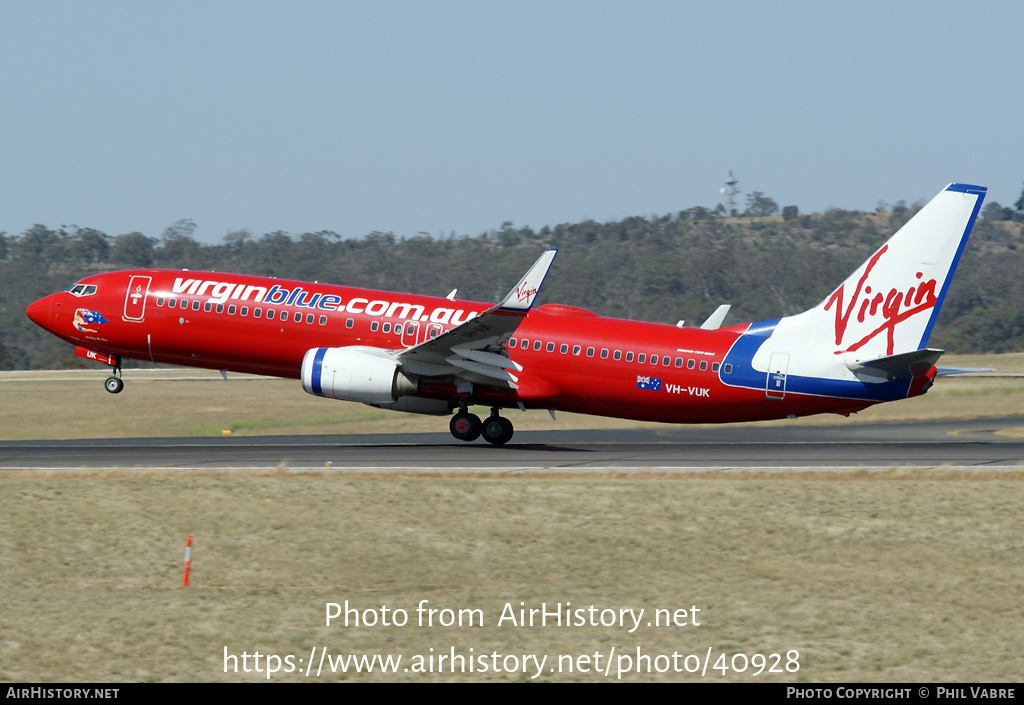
[449,412,482,442]
[104,376,124,394]
[481,415,514,445]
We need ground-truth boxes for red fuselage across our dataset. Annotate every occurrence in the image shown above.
[26,268,885,424]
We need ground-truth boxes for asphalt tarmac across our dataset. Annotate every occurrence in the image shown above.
[3,416,1024,473]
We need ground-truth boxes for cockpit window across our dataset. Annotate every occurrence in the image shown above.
[68,284,98,297]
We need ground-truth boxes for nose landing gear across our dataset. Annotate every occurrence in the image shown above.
[104,359,124,394]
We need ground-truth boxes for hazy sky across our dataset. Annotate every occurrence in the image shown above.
[2,1,1021,244]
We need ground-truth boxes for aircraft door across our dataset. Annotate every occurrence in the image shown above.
[766,352,789,399]
[123,275,152,322]
[401,321,420,347]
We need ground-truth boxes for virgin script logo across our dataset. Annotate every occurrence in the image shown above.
[515,281,538,303]
[824,245,938,355]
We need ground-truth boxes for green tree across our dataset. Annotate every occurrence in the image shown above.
[15,225,68,266]
[69,227,110,264]
[745,192,779,217]
[983,201,1013,221]
[110,232,157,267]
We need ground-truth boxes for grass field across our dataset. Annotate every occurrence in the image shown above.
[2,356,1023,682]
[1,472,1022,682]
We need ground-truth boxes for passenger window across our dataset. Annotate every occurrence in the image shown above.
[383,322,391,333]
[546,342,555,352]
[586,347,594,357]
[204,302,213,313]
[521,339,529,349]
[601,349,609,359]
[293,312,302,323]
[700,360,708,371]
[625,352,633,362]
[572,345,581,355]
[157,297,164,306]
[240,306,248,316]
[346,318,354,328]
[305,313,314,324]
[395,325,402,334]
[509,338,517,347]
[687,359,695,369]
[169,298,177,308]
[180,299,188,309]
[371,321,379,331]
[319,315,327,325]
[216,304,224,314]
[534,341,542,351]
[266,309,275,320]
[228,305,236,315]
[712,362,720,372]
[638,353,646,363]
[675,357,683,368]
[724,363,732,374]
[254,307,262,318]
[193,300,201,311]
[560,344,568,354]
[613,351,622,361]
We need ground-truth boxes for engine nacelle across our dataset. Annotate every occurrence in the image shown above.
[301,347,418,404]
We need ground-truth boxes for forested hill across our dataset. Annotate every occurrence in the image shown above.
[2,207,1024,369]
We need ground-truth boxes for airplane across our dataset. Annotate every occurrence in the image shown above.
[25,183,986,445]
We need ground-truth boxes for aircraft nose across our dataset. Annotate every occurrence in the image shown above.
[26,295,52,329]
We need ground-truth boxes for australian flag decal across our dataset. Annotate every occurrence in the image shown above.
[74,308,109,332]
[76,309,108,325]
[636,375,662,391]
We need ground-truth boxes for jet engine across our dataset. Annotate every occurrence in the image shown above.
[301,347,418,404]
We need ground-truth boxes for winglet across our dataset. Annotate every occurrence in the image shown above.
[496,249,557,312]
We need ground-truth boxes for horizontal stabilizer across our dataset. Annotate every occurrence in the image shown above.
[847,348,943,381]
[936,367,996,377]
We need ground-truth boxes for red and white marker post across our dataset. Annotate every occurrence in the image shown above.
[182,535,193,587]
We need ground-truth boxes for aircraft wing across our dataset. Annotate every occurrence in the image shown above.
[396,249,557,389]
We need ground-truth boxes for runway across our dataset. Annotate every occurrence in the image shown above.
[3,416,1024,473]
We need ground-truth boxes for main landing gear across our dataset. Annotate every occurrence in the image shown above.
[450,406,514,445]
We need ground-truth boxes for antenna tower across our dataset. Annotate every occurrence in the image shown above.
[720,170,740,211]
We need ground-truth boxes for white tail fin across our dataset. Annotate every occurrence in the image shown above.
[775,183,986,358]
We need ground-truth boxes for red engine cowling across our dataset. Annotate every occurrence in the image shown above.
[301,347,418,404]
